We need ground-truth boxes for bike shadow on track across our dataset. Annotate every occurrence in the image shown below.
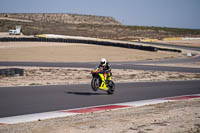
[65,91,107,96]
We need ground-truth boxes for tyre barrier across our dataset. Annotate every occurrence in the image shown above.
[157,47,182,53]
[0,37,183,52]
[0,68,24,77]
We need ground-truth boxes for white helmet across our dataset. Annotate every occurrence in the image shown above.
[100,58,107,66]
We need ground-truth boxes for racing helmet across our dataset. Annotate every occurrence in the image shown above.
[100,58,107,66]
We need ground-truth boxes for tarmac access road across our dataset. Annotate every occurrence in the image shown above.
[137,41,200,51]
[0,60,200,73]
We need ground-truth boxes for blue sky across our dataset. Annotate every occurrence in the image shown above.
[1,0,200,29]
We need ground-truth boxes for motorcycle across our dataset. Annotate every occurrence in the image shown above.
[91,66,115,95]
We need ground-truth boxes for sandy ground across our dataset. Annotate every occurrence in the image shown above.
[0,98,200,133]
[0,42,184,62]
[0,66,200,87]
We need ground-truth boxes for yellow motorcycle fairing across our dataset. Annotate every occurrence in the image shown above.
[99,73,111,91]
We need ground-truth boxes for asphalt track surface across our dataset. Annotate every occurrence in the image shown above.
[0,80,200,118]
[0,43,200,118]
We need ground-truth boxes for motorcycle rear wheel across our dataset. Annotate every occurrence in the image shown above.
[107,80,115,95]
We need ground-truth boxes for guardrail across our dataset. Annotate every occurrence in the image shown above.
[0,37,182,53]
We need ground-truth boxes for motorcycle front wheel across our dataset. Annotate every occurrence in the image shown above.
[91,77,99,91]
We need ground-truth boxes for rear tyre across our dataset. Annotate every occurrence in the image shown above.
[107,80,115,95]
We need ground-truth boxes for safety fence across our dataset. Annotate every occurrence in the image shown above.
[0,37,181,53]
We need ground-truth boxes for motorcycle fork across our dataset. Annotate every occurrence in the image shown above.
[99,73,109,91]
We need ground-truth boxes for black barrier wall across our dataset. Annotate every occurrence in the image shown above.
[0,68,24,77]
[0,37,181,53]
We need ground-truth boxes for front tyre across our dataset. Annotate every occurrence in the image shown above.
[91,77,99,91]
[107,80,115,95]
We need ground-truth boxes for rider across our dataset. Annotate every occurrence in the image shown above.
[98,58,112,85]
[98,58,111,74]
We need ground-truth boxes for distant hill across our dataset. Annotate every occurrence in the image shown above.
[0,13,121,25]
[0,13,200,40]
